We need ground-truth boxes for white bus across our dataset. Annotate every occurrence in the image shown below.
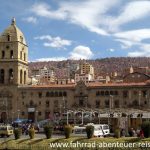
[73,124,110,137]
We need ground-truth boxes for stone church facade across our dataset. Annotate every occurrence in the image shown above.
[0,19,150,130]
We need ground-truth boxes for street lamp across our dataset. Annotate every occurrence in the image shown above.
[17,110,20,120]
[35,110,38,123]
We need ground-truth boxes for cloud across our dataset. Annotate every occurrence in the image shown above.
[34,35,72,48]
[30,0,121,35]
[22,16,37,24]
[128,44,150,57]
[111,1,150,30]
[108,48,115,52]
[69,45,93,60]
[36,57,67,61]
[31,3,66,20]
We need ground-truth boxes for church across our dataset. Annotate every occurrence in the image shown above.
[0,19,150,130]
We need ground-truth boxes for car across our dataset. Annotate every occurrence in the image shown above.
[0,124,14,137]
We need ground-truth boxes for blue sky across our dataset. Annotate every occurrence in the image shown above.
[1,0,150,61]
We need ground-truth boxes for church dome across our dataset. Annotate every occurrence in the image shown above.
[0,18,27,45]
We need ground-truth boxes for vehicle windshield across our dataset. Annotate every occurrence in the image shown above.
[102,125,109,130]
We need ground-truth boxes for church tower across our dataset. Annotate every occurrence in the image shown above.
[0,18,28,85]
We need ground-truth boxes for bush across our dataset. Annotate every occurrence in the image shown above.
[115,128,120,138]
[64,125,72,139]
[28,128,35,139]
[141,121,150,138]
[86,125,94,139]
[44,125,53,139]
[14,128,22,140]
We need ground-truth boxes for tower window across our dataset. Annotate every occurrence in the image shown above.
[10,50,13,59]
[20,51,22,60]
[7,35,10,41]
[20,70,22,84]
[20,36,23,43]
[2,51,5,59]
[0,69,4,84]
[24,71,26,84]
[9,69,14,83]
[24,53,26,61]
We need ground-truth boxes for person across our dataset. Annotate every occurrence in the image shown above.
[121,129,126,137]
[139,129,144,138]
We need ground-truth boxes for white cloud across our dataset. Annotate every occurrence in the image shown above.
[114,29,150,43]
[128,44,150,57]
[35,35,72,48]
[31,3,66,20]
[31,0,121,35]
[69,45,93,60]
[111,1,150,30]
[22,16,37,24]
[36,57,67,61]
[109,48,115,52]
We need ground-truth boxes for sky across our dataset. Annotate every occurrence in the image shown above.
[1,0,150,61]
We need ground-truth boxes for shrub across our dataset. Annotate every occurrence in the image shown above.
[44,125,53,139]
[86,125,94,139]
[14,128,22,140]
[64,125,72,139]
[28,128,35,139]
[115,128,120,138]
[141,121,150,138]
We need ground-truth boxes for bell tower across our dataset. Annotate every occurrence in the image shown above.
[0,18,28,85]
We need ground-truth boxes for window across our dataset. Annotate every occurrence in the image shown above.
[38,92,42,98]
[63,91,67,97]
[24,53,26,61]
[105,91,109,96]
[123,91,128,98]
[142,90,147,98]
[59,92,62,97]
[46,92,49,97]
[114,100,119,108]
[2,51,5,59]
[132,100,138,106]
[0,69,5,84]
[10,50,13,58]
[21,112,25,116]
[7,35,10,41]
[79,99,84,107]
[22,102,24,105]
[9,69,13,83]
[20,51,22,60]
[55,91,58,97]
[105,100,109,108]
[96,91,100,96]
[54,100,58,107]
[38,112,41,116]
[29,100,34,106]
[20,70,22,84]
[95,100,100,108]
[24,71,26,84]
[39,101,41,105]
[46,101,50,107]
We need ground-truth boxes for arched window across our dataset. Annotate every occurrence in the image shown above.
[7,35,10,41]
[0,69,5,84]
[20,70,22,84]
[24,71,26,84]
[10,50,13,58]
[2,51,5,59]
[24,53,26,61]
[105,91,109,96]
[9,69,13,83]
[20,51,22,60]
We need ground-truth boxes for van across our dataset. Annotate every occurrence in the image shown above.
[73,124,110,137]
[0,124,14,137]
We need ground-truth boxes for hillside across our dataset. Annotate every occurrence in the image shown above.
[29,57,150,78]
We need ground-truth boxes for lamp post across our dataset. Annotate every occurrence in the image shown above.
[35,110,38,123]
[17,110,20,120]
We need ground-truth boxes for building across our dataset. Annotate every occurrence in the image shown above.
[80,62,94,77]
[1,19,150,130]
